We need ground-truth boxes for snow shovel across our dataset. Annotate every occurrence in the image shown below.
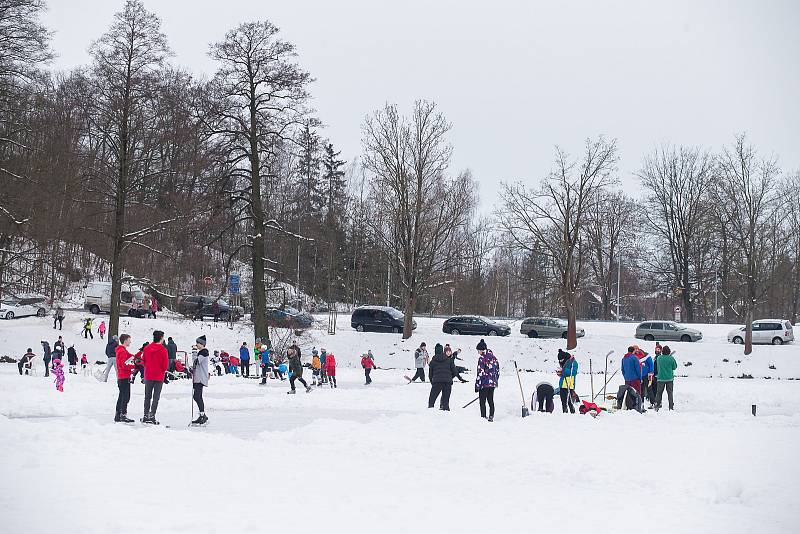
[512,360,530,417]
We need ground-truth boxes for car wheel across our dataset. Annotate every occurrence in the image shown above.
[681,334,691,342]
[90,305,100,315]
[37,307,46,317]
[450,329,460,335]
[356,324,364,332]
[527,330,538,338]
[732,336,743,345]
[561,332,568,339]
[772,337,784,346]
[4,311,13,320]
[487,330,497,336]
[644,334,654,341]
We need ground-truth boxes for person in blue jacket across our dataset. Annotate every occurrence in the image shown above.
[239,342,251,378]
[638,347,654,406]
[556,349,578,414]
[621,346,643,396]
[259,346,272,385]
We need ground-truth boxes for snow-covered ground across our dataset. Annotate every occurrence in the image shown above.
[1,313,799,533]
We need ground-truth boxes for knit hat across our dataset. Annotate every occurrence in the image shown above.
[434,343,444,357]
[196,335,206,346]
[557,348,570,362]
[476,339,487,351]
[312,348,318,355]
[214,350,220,356]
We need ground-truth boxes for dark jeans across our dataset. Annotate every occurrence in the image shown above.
[536,384,555,412]
[656,381,674,410]
[241,361,250,377]
[625,379,642,397]
[290,375,308,391]
[428,382,452,410]
[560,388,575,413]
[18,360,26,374]
[410,368,426,382]
[53,317,63,330]
[83,328,93,339]
[364,368,372,384]
[193,383,205,412]
[44,358,50,377]
[479,387,495,418]
[143,380,164,416]
[116,379,131,416]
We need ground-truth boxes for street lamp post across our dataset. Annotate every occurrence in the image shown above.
[450,287,455,315]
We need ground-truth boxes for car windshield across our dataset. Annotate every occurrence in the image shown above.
[557,319,567,327]
[284,307,300,315]
[387,309,404,319]
[479,316,493,323]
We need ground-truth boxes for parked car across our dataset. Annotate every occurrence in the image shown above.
[520,317,585,339]
[635,321,703,342]
[727,319,794,345]
[84,281,147,316]
[266,306,314,330]
[442,315,511,336]
[176,295,244,321]
[0,295,49,320]
[351,306,415,333]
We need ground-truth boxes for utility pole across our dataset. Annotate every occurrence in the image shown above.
[450,287,455,315]
[616,251,622,321]
[386,261,390,307]
[714,270,719,324]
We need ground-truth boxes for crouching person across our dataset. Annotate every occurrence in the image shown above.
[615,384,645,413]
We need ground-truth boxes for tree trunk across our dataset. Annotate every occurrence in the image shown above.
[109,105,129,338]
[249,149,270,347]
[403,292,416,340]
[566,298,578,350]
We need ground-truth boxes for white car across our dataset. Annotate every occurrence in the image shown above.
[727,319,794,345]
[0,296,50,320]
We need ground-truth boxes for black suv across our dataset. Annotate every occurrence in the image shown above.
[351,306,416,333]
[442,315,511,336]
[177,295,244,321]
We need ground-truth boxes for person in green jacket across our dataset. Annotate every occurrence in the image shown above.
[655,345,678,411]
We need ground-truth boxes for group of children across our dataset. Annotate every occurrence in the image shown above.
[19,334,92,392]
[531,342,679,416]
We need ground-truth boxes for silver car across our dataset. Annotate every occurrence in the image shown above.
[635,321,703,342]
[727,319,794,345]
[520,317,585,339]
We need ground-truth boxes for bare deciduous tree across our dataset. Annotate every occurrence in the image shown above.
[362,100,474,338]
[714,134,781,354]
[500,137,618,349]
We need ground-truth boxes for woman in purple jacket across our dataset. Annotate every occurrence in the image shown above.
[474,339,500,422]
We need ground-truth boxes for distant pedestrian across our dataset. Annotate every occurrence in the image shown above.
[150,297,158,319]
[101,335,119,382]
[312,348,322,386]
[428,343,456,410]
[212,301,220,322]
[287,346,311,394]
[474,339,500,421]
[18,348,35,375]
[409,342,429,382]
[320,348,328,384]
[41,340,51,377]
[81,353,88,372]
[67,345,78,374]
[191,335,209,425]
[361,350,376,385]
[82,317,94,339]
[444,344,468,383]
[98,320,106,339]
[114,334,135,423]
[167,336,178,373]
[141,330,169,424]
[325,352,337,388]
[655,345,678,411]
[259,346,272,384]
[52,356,65,392]
[239,342,250,377]
[638,346,654,406]
[53,306,65,330]
[621,346,642,397]
[53,336,65,361]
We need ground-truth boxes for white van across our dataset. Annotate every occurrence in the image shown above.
[84,281,146,315]
[727,319,794,345]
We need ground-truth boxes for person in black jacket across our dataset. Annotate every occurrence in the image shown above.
[428,343,457,410]
[41,341,51,377]
[166,337,178,372]
[67,345,78,374]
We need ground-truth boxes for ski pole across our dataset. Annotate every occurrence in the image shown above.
[593,368,619,401]
[462,396,479,409]
[512,360,530,417]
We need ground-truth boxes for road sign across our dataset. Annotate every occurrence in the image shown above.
[674,305,681,313]
[203,276,212,286]
[674,305,681,322]
[229,273,240,295]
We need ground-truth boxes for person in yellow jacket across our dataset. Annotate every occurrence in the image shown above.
[311,348,322,386]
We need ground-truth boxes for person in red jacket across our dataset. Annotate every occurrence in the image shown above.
[141,330,169,425]
[114,334,136,423]
[325,352,337,388]
[361,350,376,385]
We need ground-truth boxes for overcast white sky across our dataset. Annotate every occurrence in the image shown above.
[44,0,800,209]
